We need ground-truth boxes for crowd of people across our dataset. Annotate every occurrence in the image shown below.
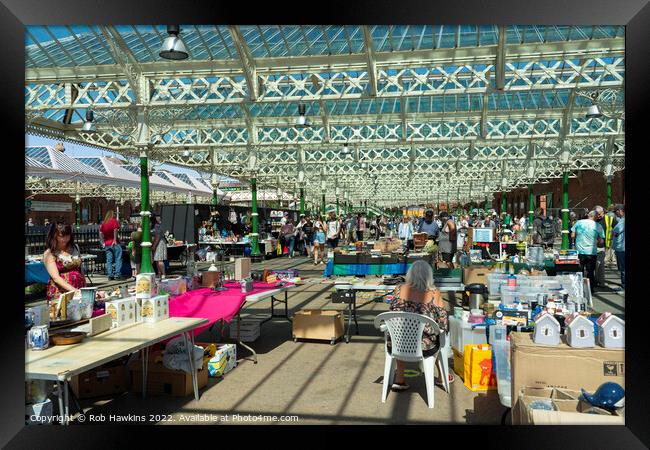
[271,203,625,293]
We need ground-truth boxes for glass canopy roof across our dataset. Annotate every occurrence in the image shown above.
[24,25,625,206]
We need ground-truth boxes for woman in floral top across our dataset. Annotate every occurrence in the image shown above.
[387,260,453,391]
[43,222,86,301]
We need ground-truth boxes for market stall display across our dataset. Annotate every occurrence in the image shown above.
[25,317,209,424]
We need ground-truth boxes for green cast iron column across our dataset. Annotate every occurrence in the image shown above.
[501,192,506,215]
[528,185,535,234]
[75,199,81,227]
[139,153,154,274]
[562,171,570,250]
[250,177,261,257]
[300,188,305,215]
[336,197,339,216]
[606,176,613,208]
[322,193,326,217]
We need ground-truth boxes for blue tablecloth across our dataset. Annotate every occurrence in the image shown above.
[25,262,49,284]
[323,260,410,277]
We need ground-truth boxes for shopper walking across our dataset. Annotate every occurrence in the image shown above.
[151,214,168,279]
[571,210,605,293]
[301,215,314,257]
[129,226,143,277]
[593,206,610,287]
[281,218,296,258]
[604,204,619,267]
[313,224,327,265]
[99,210,123,280]
[326,212,341,249]
[532,208,555,248]
[482,215,496,229]
[612,205,625,291]
[344,213,356,244]
[438,211,457,268]
[356,213,366,242]
[398,216,414,250]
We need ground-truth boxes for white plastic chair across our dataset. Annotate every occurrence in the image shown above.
[374,311,449,408]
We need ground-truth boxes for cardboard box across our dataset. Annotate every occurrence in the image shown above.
[135,273,158,299]
[463,265,496,286]
[513,387,624,425]
[158,277,187,297]
[196,342,237,377]
[235,258,251,281]
[510,332,625,405]
[292,310,345,342]
[104,297,137,328]
[69,364,129,399]
[129,352,208,397]
[141,294,169,323]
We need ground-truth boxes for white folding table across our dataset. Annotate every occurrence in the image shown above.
[25,317,208,425]
[231,283,296,364]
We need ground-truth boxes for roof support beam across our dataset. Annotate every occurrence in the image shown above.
[319,100,331,142]
[26,37,624,83]
[99,26,145,104]
[480,90,490,138]
[362,26,378,97]
[228,26,258,101]
[560,89,577,143]
[400,97,408,143]
[495,25,507,91]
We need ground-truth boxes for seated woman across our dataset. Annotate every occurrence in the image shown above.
[43,222,86,301]
[388,260,453,391]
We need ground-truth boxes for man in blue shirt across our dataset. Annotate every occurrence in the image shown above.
[418,209,440,240]
[571,210,605,293]
[612,204,625,291]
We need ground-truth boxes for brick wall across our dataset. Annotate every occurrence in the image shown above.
[26,194,136,226]
[491,169,624,217]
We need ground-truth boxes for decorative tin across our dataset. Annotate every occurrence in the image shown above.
[25,310,35,328]
[28,325,49,351]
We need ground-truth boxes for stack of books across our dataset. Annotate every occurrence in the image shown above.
[555,249,579,265]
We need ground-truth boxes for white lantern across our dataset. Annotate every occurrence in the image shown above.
[603,163,614,178]
[298,170,305,183]
[247,153,258,171]
[559,142,571,166]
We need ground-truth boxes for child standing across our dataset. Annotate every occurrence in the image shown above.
[314,225,327,265]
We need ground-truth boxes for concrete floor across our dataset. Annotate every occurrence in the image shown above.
[67,255,625,425]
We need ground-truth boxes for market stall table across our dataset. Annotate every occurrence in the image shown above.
[169,281,295,364]
[25,317,208,424]
[324,253,435,277]
[333,280,464,343]
[166,243,196,265]
[199,240,250,257]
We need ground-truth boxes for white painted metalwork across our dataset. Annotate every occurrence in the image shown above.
[24,26,625,206]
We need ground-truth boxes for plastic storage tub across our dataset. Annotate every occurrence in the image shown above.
[448,316,488,354]
[492,336,511,408]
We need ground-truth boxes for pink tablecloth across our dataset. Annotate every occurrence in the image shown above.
[168,281,292,337]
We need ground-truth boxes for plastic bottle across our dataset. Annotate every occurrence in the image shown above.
[507,266,517,288]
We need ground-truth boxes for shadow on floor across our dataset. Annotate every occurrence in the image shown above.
[464,389,507,424]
